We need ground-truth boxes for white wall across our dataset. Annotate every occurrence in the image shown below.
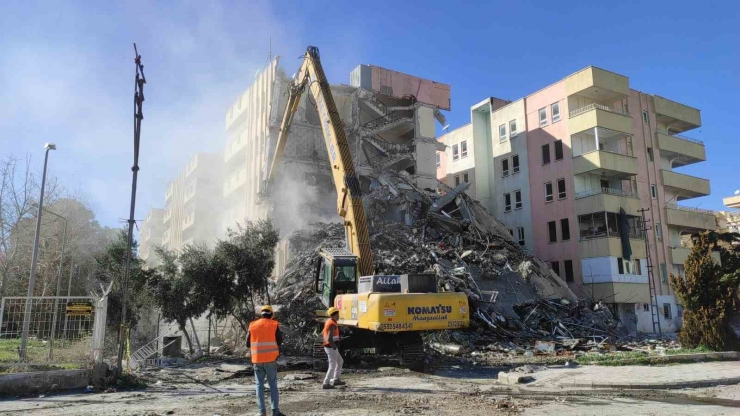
[582,257,648,283]
[439,124,475,175]
[489,99,533,252]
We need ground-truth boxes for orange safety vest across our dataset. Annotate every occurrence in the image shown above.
[248,318,280,364]
[322,319,340,347]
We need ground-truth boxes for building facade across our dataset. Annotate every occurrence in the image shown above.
[139,208,165,268]
[437,66,713,333]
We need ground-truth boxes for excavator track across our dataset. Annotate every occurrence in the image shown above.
[399,333,425,372]
[312,337,328,372]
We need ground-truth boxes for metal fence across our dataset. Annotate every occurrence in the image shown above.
[0,296,105,368]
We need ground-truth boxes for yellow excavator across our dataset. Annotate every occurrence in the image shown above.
[265,46,469,369]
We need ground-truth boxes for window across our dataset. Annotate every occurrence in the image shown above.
[504,193,511,212]
[515,190,522,209]
[643,303,650,312]
[551,261,560,276]
[551,102,561,122]
[548,221,557,243]
[509,229,514,236]
[647,147,654,162]
[651,184,657,198]
[463,173,469,183]
[561,218,570,241]
[517,227,525,246]
[461,141,468,158]
[512,155,520,173]
[642,110,649,125]
[499,124,507,142]
[541,144,550,164]
[564,260,574,283]
[663,303,672,320]
[660,263,668,283]
[454,175,460,186]
[452,144,459,161]
[436,152,441,167]
[617,257,625,274]
[502,158,510,177]
[539,108,547,127]
[557,178,567,199]
[545,182,554,202]
[655,222,662,241]
[677,304,683,318]
[509,120,517,138]
[600,179,610,190]
[554,140,564,160]
[634,259,642,275]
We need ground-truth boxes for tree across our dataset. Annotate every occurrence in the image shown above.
[146,244,215,353]
[0,155,62,297]
[670,231,740,350]
[90,230,155,355]
[213,219,279,331]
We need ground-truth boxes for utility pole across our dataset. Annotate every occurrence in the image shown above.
[116,44,146,377]
[20,143,56,360]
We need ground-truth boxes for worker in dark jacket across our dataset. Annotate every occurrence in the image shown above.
[247,305,285,416]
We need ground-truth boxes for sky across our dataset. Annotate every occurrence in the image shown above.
[2,0,739,228]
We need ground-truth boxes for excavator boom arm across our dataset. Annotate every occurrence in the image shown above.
[266,46,374,276]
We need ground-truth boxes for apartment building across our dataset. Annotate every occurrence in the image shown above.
[438,66,713,333]
[139,208,165,268]
[159,153,223,252]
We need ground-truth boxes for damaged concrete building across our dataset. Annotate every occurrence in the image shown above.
[220,57,451,276]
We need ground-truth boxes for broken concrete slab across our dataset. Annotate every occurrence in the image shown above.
[497,371,534,385]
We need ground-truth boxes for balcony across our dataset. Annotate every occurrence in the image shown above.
[224,137,247,164]
[182,213,195,231]
[572,150,637,178]
[653,95,701,133]
[165,185,174,202]
[588,283,650,304]
[670,246,721,266]
[569,103,633,136]
[578,211,646,259]
[656,130,706,166]
[565,67,630,102]
[574,188,642,216]
[723,195,740,209]
[661,170,710,200]
[163,209,172,223]
[665,204,717,231]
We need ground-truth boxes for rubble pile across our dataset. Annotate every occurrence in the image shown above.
[272,172,626,357]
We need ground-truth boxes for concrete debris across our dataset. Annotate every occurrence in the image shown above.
[271,172,624,359]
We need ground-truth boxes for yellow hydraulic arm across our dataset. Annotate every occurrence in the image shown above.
[266,46,374,276]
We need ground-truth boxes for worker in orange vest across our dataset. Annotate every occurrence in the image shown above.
[247,305,285,416]
[322,307,345,389]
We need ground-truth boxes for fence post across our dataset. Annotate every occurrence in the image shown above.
[91,295,108,364]
[0,298,5,337]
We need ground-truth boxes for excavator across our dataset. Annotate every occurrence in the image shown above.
[265,46,469,369]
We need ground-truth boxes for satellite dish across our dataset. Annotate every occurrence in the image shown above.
[735,190,740,195]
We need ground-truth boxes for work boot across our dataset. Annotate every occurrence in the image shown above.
[331,379,346,386]
[322,383,334,389]
[272,411,286,416]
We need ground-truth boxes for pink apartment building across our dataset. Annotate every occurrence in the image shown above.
[438,67,713,334]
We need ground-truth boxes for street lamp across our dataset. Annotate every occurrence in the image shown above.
[32,203,67,360]
[19,143,56,360]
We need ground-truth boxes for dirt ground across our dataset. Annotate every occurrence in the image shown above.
[2,361,740,416]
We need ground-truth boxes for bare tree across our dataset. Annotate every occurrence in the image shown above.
[0,155,62,297]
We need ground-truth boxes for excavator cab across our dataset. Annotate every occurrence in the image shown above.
[315,248,358,307]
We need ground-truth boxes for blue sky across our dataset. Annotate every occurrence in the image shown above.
[2,1,738,228]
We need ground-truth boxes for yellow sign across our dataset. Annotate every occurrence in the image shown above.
[66,301,93,317]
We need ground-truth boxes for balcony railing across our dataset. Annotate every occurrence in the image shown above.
[657,129,704,145]
[575,187,639,200]
[665,203,715,216]
[569,103,631,118]
[579,227,645,240]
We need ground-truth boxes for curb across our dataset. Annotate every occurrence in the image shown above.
[579,351,740,367]
[560,376,740,390]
